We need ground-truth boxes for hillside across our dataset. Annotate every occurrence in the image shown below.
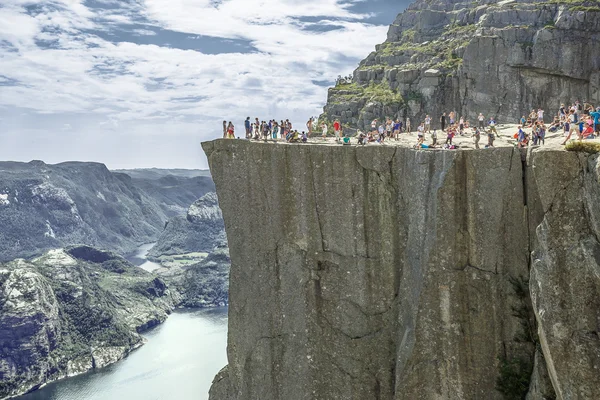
[321,0,600,132]
[0,162,215,262]
[0,246,180,399]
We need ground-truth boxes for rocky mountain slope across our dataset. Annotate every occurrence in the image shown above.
[149,193,226,258]
[0,161,213,262]
[203,139,600,400]
[115,169,215,217]
[149,193,229,308]
[0,246,180,399]
[322,0,600,131]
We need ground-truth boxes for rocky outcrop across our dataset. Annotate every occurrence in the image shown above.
[321,0,600,131]
[0,246,180,399]
[203,140,600,400]
[149,192,226,258]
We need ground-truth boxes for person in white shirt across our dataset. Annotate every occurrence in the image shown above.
[537,109,544,122]
[424,115,431,133]
[478,113,485,129]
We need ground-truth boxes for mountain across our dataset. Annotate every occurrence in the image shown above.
[149,193,229,308]
[149,193,226,258]
[0,246,180,399]
[114,169,215,217]
[0,161,215,262]
[321,0,600,132]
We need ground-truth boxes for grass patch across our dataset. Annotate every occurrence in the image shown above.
[565,141,600,154]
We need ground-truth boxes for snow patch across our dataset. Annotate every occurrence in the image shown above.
[96,191,106,201]
[44,221,56,238]
[0,193,9,206]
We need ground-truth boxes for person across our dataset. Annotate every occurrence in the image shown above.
[321,122,328,139]
[333,119,341,142]
[306,117,313,136]
[489,117,498,137]
[559,104,566,119]
[478,113,485,129]
[358,130,366,145]
[222,121,227,138]
[459,117,465,135]
[301,131,308,143]
[431,129,437,146]
[487,129,495,147]
[445,126,454,145]
[537,108,544,123]
[386,118,393,139]
[582,122,595,140]
[520,115,526,126]
[440,113,447,132]
[562,110,579,145]
[262,121,270,140]
[406,117,411,134]
[371,119,378,132]
[378,123,385,143]
[244,117,251,139]
[393,119,401,140]
[227,121,234,139]
[538,124,546,145]
[473,128,481,149]
[272,122,279,140]
[417,123,425,146]
[591,107,600,135]
[424,115,431,133]
[449,111,455,126]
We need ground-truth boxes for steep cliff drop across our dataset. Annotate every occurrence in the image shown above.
[321,0,600,131]
[203,140,600,400]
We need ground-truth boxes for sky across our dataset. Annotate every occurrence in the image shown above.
[0,0,410,169]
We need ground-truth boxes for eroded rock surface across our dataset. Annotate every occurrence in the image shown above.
[322,0,600,131]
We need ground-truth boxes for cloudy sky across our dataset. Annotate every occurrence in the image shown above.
[0,0,410,169]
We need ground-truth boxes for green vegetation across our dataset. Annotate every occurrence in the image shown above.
[565,141,600,153]
[329,82,403,105]
[497,357,534,400]
[443,23,477,36]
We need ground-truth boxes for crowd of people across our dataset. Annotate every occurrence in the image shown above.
[220,101,600,149]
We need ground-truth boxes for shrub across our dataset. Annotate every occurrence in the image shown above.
[565,141,600,154]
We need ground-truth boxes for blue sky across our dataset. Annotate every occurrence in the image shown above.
[0,0,410,168]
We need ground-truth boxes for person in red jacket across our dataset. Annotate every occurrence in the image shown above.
[333,119,341,142]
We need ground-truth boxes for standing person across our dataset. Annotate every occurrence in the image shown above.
[371,119,378,132]
[449,111,455,126]
[227,122,234,139]
[393,119,401,140]
[222,121,227,138]
[424,115,431,133]
[244,117,251,139]
[406,117,411,134]
[445,126,454,145]
[333,119,341,142]
[417,122,425,143]
[478,113,485,129]
[539,123,546,145]
[489,117,498,137]
[386,118,393,139]
[440,112,447,132]
[431,129,437,146]
[473,128,481,149]
[559,104,566,120]
[590,107,600,135]
[321,122,328,139]
[378,123,385,143]
[306,117,313,136]
[537,108,544,123]
[487,129,495,147]
[459,116,465,135]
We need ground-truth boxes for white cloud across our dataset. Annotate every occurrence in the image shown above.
[0,0,394,167]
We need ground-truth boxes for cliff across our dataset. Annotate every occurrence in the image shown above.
[0,246,180,399]
[321,0,600,131]
[203,139,600,399]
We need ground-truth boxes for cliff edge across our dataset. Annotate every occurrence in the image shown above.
[203,140,600,400]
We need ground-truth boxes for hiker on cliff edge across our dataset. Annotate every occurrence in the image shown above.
[440,113,447,132]
[244,117,251,139]
[333,119,342,142]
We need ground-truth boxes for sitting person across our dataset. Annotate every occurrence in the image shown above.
[582,123,595,139]
[357,131,366,145]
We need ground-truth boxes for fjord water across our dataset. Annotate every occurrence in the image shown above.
[17,308,228,400]
[16,243,228,400]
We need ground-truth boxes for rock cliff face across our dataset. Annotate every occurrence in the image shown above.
[322,0,600,131]
[203,140,600,400]
[0,246,179,399]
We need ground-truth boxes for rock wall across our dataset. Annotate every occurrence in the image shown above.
[203,140,600,399]
[322,0,600,131]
